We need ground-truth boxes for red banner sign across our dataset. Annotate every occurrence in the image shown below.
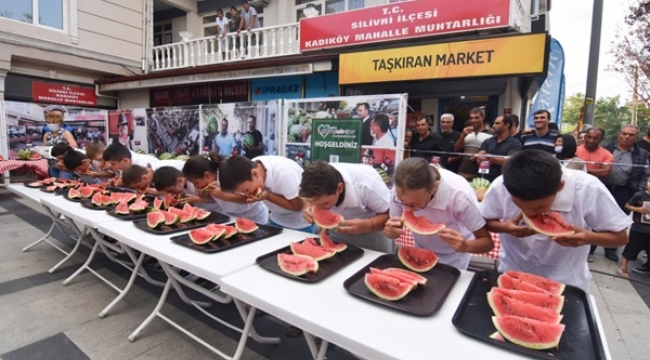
[150,82,247,107]
[300,0,513,52]
[32,82,97,106]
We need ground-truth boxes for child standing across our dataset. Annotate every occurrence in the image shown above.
[480,150,631,291]
[621,178,650,277]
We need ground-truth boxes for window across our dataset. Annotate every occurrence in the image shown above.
[0,0,64,30]
[203,6,264,37]
[295,0,364,21]
[153,22,172,46]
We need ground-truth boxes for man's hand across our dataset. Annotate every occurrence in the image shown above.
[438,228,469,252]
[247,189,268,203]
[637,207,650,215]
[336,219,370,235]
[553,227,590,247]
[504,213,537,238]
[383,217,404,239]
[303,206,314,224]
[462,126,473,137]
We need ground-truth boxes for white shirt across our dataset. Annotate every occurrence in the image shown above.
[215,17,228,35]
[479,169,632,292]
[463,132,492,151]
[254,156,310,229]
[374,133,395,148]
[215,132,236,156]
[199,172,269,224]
[390,168,486,270]
[131,152,160,170]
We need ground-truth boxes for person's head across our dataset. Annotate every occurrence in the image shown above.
[220,118,229,134]
[555,133,577,160]
[182,153,224,191]
[63,149,91,174]
[216,8,224,18]
[469,107,485,129]
[493,115,513,136]
[50,143,73,160]
[440,113,454,133]
[618,124,639,149]
[117,113,129,136]
[577,130,587,146]
[506,114,520,135]
[299,161,345,210]
[404,128,414,144]
[415,116,429,136]
[389,112,398,128]
[153,166,186,195]
[548,122,559,132]
[584,127,605,151]
[393,157,439,211]
[102,143,132,171]
[85,141,106,161]
[532,109,551,131]
[218,156,262,195]
[357,102,369,119]
[247,115,256,131]
[45,107,66,132]
[230,6,238,16]
[502,150,564,217]
[242,0,250,10]
[122,164,153,192]
[362,149,374,165]
[371,114,389,137]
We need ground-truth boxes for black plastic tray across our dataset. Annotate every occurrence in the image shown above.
[257,240,364,283]
[343,254,460,317]
[62,192,82,202]
[105,208,153,220]
[80,199,114,211]
[133,211,230,235]
[170,223,284,253]
[23,181,45,189]
[40,186,67,195]
[451,271,606,360]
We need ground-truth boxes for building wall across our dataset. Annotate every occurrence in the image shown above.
[119,90,151,109]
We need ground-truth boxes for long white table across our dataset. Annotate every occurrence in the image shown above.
[97,220,314,360]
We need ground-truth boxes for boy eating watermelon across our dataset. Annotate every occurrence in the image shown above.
[479,149,631,291]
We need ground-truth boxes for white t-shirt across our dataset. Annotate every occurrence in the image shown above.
[254,156,310,229]
[215,17,228,35]
[463,132,493,152]
[390,168,486,270]
[374,133,395,148]
[199,172,269,224]
[131,152,160,170]
[479,169,632,291]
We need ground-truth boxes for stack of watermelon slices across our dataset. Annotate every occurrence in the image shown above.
[488,271,567,350]
[183,217,258,244]
[146,204,212,228]
[277,230,347,276]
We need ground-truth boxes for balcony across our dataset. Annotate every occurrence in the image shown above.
[149,23,300,72]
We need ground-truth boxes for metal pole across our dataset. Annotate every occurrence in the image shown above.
[583,0,604,126]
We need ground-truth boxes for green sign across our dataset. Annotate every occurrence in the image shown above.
[311,118,362,163]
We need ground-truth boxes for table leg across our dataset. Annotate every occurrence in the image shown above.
[48,226,89,274]
[159,262,213,308]
[98,250,146,319]
[129,278,172,343]
[304,332,330,360]
[63,241,100,286]
[22,206,74,254]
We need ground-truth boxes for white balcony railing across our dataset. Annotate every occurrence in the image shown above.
[149,23,300,72]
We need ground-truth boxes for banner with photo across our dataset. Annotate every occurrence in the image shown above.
[108,109,148,153]
[281,94,407,188]
[201,101,280,158]
[4,101,107,158]
[146,107,201,159]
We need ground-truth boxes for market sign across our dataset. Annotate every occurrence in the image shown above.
[311,119,362,164]
[251,76,303,101]
[338,33,547,84]
[300,0,529,52]
[32,82,97,106]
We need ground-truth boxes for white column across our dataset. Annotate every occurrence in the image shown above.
[0,71,9,185]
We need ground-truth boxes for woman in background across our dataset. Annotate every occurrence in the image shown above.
[555,133,586,171]
[42,107,78,179]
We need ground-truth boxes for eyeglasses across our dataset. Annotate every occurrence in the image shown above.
[392,190,434,210]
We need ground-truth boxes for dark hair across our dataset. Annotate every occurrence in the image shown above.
[372,114,390,133]
[248,115,256,122]
[393,157,438,192]
[503,150,562,201]
[299,161,343,198]
[506,114,520,128]
[557,133,577,160]
[578,130,588,136]
[415,116,429,125]
[122,165,148,187]
[405,128,414,135]
[501,115,515,130]
[586,127,606,139]
[51,143,72,157]
[469,107,485,119]
[62,150,86,172]
[534,109,551,120]
[218,156,257,192]
[182,152,224,180]
[103,143,131,162]
[357,102,369,111]
[153,166,183,191]
[230,6,237,11]
[216,8,223,13]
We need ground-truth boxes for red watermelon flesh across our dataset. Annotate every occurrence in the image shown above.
[492,316,565,350]
[497,274,549,294]
[205,224,238,238]
[101,195,113,206]
[189,228,215,244]
[161,211,179,225]
[505,271,565,296]
[167,207,185,216]
[397,246,439,273]
[290,241,336,261]
[235,217,259,233]
[183,203,197,214]
[311,207,343,229]
[146,211,165,228]
[318,230,347,252]
[79,186,95,199]
[522,212,574,237]
[115,201,130,215]
[29,182,42,187]
[41,178,56,184]
[45,185,57,192]
[491,287,564,313]
[194,210,211,221]
[110,192,122,204]
[364,273,413,301]
[277,253,318,276]
[129,201,147,213]
[381,267,427,286]
[488,290,563,324]
[153,197,163,210]
[91,193,103,207]
[369,268,418,289]
[168,207,194,221]
[68,188,81,199]
[303,238,319,246]
[402,210,445,235]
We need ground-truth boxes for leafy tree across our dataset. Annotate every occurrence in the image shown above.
[561,92,632,142]
[609,0,650,103]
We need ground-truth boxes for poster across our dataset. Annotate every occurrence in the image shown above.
[108,109,148,152]
[201,101,279,158]
[310,118,362,164]
[147,107,200,157]
[361,147,396,188]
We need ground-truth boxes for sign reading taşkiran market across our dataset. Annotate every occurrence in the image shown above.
[338,33,548,84]
[300,0,529,52]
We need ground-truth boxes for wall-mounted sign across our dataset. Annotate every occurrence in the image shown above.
[310,118,362,164]
[251,76,303,101]
[222,82,248,97]
[32,82,97,106]
[300,0,528,52]
[339,33,548,84]
[150,82,248,107]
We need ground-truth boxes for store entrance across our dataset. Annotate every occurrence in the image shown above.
[437,96,499,133]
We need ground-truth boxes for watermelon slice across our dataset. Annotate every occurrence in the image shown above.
[91,193,103,207]
[369,268,418,289]
[179,210,195,223]
[505,271,566,296]
[68,188,81,199]
[79,186,95,199]
[115,201,130,215]
[235,217,259,233]
[45,185,57,192]
[492,316,565,350]
[522,212,575,237]
[378,267,427,286]
[312,207,343,229]
[183,203,197,214]
[290,241,336,261]
[129,201,147,213]
[397,246,439,273]
[490,287,564,313]
[497,274,550,294]
[101,195,113,207]
[303,238,319,246]
[161,211,179,225]
[188,228,215,245]
[318,230,347,252]
[153,197,163,210]
[364,273,413,301]
[402,210,445,235]
[205,224,238,238]
[487,290,563,324]
[277,253,318,276]
[194,210,211,221]
[146,211,166,228]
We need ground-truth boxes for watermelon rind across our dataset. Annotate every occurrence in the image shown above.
[397,246,439,273]
[68,188,81,199]
[161,211,179,225]
[290,241,336,261]
[115,202,130,215]
[91,193,103,207]
[364,273,413,301]
[194,210,211,221]
[235,217,259,233]
[129,202,146,213]
[254,186,263,198]
[522,212,575,237]
[146,211,166,228]
[80,187,95,199]
[318,230,347,252]
[402,210,445,236]
[311,207,343,229]
[489,331,505,342]
[492,316,565,350]
[505,270,566,296]
[491,287,564,314]
[487,291,563,324]
[153,197,163,210]
[277,253,318,276]
[497,274,550,294]
[189,228,215,245]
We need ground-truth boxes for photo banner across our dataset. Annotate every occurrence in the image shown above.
[310,118,362,164]
[146,106,200,158]
[108,109,148,153]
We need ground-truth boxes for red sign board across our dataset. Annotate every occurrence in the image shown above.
[300,0,512,52]
[32,81,97,106]
[150,82,247,107]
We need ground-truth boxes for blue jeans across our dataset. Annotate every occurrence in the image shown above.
[269,220,316,234]
[49,166,74,180]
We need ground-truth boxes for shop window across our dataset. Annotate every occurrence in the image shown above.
[153,21,173,46]
[0,0,64,30]
[296,0,364,21]
[203,6,264,37]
